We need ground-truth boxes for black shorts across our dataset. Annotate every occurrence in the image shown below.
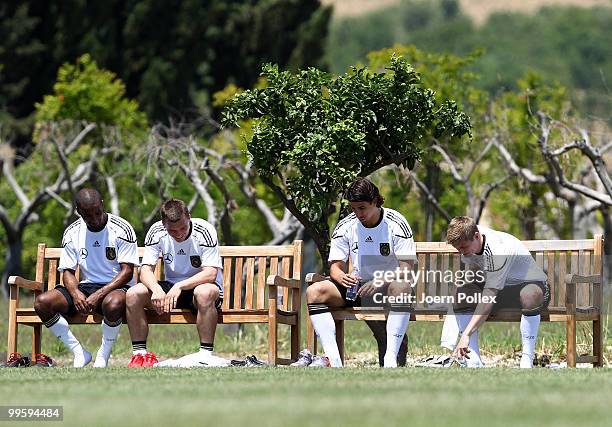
[158,281,223,313]
[332,279,414,310]
[55,283,129,316]
[454,281,550,314]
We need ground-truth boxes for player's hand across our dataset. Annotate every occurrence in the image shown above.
[85,290,105,313]
[452,334,471,359]
[71,290,90,315]
[163,285,182,313]
[339,273,360,289]
[150,285,167,315]
[357,282,377,297]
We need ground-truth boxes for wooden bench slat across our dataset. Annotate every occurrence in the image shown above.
[257,257,267,309]
[558,252,566,306]
[222,257,232,310]
[281,256,291,311]
[233,257,244,309]
[244,257,255,309]
[546,251,556,306]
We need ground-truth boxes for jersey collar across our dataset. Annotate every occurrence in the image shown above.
[362,208,384,229]
[475,233,486,256]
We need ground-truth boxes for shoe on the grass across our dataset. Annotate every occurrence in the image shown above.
[1,353,31,368]
[142,352,158,367]
[156,351,230,368]
[245,355,267,367]
[520,354,534,369]
[308,355,331,367]
[290,349,313,367]
[128,353,145,368]
[33,354,54,368]
[415,354,455,368]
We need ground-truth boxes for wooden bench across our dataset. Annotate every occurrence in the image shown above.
[7,241,303,366]
[306,236,604,367]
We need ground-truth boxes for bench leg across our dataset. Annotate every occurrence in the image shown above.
[307,316,317,355]
[268,312,278,366]
[566,315,576,368]
[335,319,344,364]
[32,324,42,364]
[291,321,300,362]
[593,318,602,367]
[7,284,19,361]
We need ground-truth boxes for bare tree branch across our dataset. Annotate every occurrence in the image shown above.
[105,175,120,215]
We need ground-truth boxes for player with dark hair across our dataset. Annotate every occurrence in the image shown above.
[303,178,417,367]
[34,188,138,367]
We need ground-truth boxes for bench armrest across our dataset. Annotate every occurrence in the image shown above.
[565,274,602,284]
[8,276,44,292]
[266,275,301,289]
[305,273,328,285]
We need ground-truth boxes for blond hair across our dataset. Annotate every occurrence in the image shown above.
[160,199,189,223]
[446,216,478,245]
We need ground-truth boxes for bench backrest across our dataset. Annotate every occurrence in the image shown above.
[33,241,304,312]
[412,236,604,309]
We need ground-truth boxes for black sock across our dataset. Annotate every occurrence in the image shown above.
[132,341,147,353]
[200,342,214,352]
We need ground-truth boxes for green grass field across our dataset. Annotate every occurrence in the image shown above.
[2,296,612,427]
[2,368,612,427]
[2,296,610,366]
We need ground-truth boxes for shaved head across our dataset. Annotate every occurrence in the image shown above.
[75,188,107,231]
[75,188,103,210]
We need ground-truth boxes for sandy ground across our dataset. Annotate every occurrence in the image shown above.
[322,0,610,23]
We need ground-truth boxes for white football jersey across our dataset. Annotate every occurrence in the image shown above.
[329,208,417,282]
[141,218,223,292]
[461,227,547,290]
[58,214,139,284]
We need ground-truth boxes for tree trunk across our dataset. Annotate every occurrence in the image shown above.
[600,207,612,284]
[2,233,23,299]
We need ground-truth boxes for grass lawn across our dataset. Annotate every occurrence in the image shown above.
[1,367,612,427]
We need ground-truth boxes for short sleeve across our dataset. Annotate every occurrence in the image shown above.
[58,239,78,272]
[117,236,139,266]
[393,234,416,262]
[328,227,350,263]
[200,227,222,269]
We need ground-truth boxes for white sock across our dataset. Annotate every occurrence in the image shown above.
[520,314,540,368]
[441,310,460,351]
[384,312,410,367]
[309,310,342,367]
[456,314,483,368]
[46,314,91,367]
[94,319,121,368]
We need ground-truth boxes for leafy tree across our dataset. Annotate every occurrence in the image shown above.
[35,54,147,135]
[222,57,471,263]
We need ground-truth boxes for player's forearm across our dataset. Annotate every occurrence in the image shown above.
[99,264,134,295]
[139,265,160,290]
[330,262,348,284]
[62,270,80,295]
[175,267,218,290]
[462,301,495,336]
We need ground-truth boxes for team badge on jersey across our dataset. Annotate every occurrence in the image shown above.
[106,247,117,260]
[190,255,202,268]
[379,243,390,256]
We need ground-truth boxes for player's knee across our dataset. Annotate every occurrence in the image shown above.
[388,280,410,297]
[306,282,328,303]
[126,283,148,305]
[34,292,54,315]
[520,284,543,311]
[193,284,219,305]
[102,293,126,316]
